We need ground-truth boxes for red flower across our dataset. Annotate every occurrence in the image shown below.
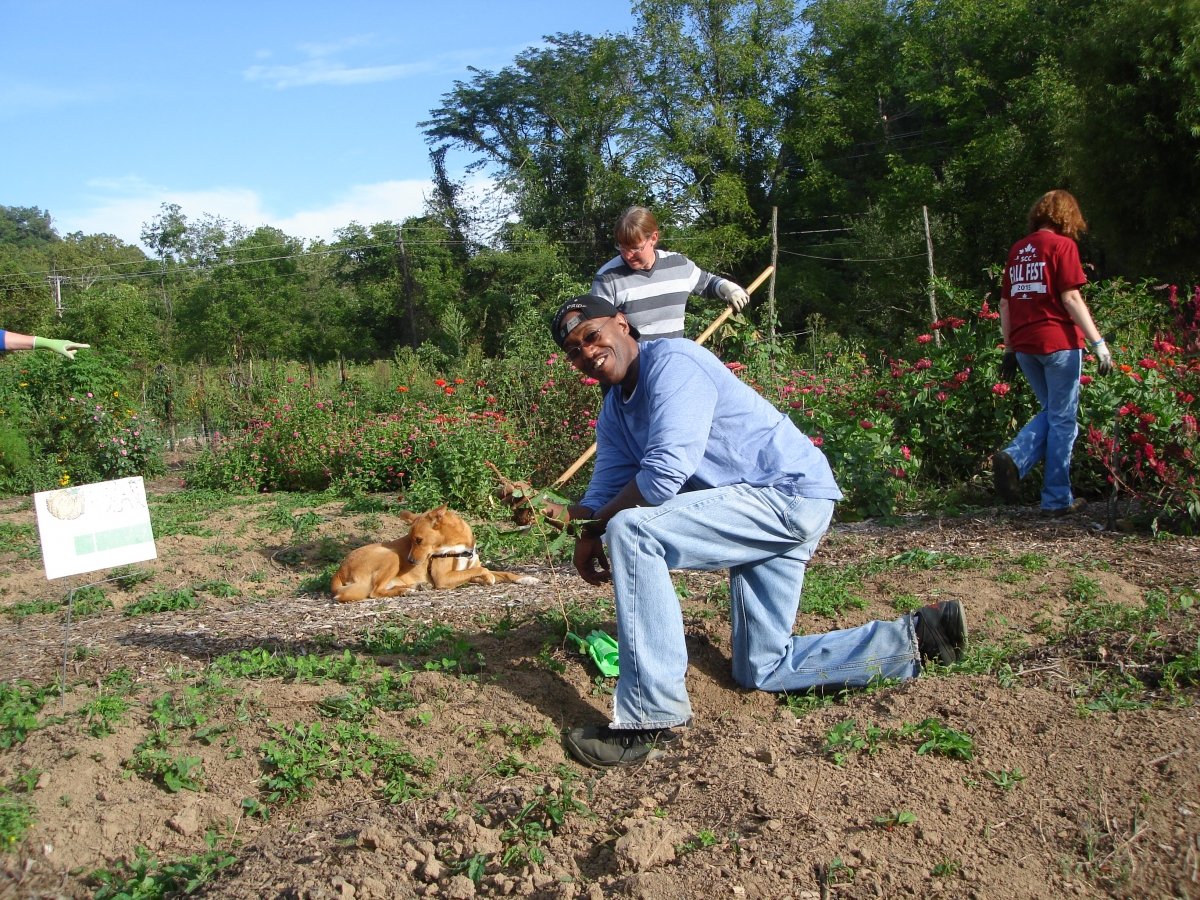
[1183,415,1198,434]
[901,445,911,460]
[445,387,455,394]
[917,334,933,344]
[435,379,447,386]
[978,300,1000,320]
[1129,433,1148,445]
[454,378,465,384]
[1139,413,1157,426]
[859,420,874,429]
[991,383,1010,396]
[1138,359,1158,370]
[811,437,823,446]
[1079,375,1093,385]
[397,386,409,392]
[936,392,948,402]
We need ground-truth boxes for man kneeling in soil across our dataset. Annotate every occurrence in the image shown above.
[544,296,968,768]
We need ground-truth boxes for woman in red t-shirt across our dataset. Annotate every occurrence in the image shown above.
[993,191,1113,516]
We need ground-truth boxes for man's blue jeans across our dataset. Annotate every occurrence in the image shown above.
[1004,349,1082,511]
[603,484,920,730]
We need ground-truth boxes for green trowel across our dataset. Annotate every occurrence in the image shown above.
[566,629,620,677]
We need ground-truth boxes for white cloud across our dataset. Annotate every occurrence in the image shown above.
[55,178,434,247]
[244,58,437,88]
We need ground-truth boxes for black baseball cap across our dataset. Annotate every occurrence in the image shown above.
[550,295,640,348]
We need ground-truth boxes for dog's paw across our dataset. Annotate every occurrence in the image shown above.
[516,576,540,585]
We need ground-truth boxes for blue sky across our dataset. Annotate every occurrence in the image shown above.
[0,1,634,246]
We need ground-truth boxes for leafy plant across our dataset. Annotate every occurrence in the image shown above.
[802,565,868,617]
[124,589,199,617]
[82,694,129,738]
[874,809,916,829]
[907,718,975,760]
[110,564,155,590]
[69,585,114,617]
[0,795,35,852]
[196,579,239,598]
[126,732,204,792]
[985,768,1026,791]
[89,846,236,899]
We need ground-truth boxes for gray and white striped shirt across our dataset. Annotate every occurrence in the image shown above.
[591,250,727,341]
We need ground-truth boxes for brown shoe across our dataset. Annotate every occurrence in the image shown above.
[1040,497,1087,518]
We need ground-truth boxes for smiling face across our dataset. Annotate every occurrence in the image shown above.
[563,314,639,388]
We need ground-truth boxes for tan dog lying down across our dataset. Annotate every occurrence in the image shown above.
[330,504,538,603]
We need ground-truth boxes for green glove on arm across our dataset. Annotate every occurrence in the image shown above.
[32,336,90,360]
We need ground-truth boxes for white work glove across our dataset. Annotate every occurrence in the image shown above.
[718,280,750,313]
[1091,340,1113,376]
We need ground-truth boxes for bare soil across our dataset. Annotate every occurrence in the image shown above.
[0,483,1197,900]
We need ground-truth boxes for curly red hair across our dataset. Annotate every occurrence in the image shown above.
[1028,190,1088,239]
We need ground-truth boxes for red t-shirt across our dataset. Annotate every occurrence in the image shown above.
[1001,230,1087,354]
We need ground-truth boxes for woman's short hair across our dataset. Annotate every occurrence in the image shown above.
[1028,190,1088,239]
[614,207,659,247]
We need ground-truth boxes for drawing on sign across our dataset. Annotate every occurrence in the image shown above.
[46,489,85,520]
[35,477,157,580]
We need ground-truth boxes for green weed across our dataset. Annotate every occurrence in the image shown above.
[931,859,961,878]
[0,795,35,852]
[1069,573,1104,605]
[124,588,199,617]
[69,585,113,617]
[82,694,128,738]
[874,809,916,828]
[126,732,204,792]
[258,720,429,805]
[299,562,340,594]
[110,565,155,590]
[0,683,51,748]
[498,777,591,868]
[1084,686,1147,713]
[196,579,239,598]
[892,593,923,613]
[212,648,372,684]
[4,598,60,619]
[90,846,236,899]
[906,718,975,760]
[890,549,982,570]
[985,768,1026,791]
[1014,553,1048,572]
[802,566,868,617]
[0,522,39,559]
[781,689,834,717]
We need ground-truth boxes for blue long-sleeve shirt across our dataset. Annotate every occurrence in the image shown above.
[579,339,842,510]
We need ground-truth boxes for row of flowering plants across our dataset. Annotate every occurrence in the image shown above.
[1082,286,1200,531]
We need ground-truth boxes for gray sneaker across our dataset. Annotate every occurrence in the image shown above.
[563,724,681,768]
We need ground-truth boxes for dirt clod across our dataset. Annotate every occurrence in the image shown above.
[615,819,684,873]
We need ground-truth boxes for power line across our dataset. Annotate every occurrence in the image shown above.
[778,248,925,263]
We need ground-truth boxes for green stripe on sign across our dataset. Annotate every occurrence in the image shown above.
[74,523,154,556]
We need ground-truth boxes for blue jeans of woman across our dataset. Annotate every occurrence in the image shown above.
[603,484,920,730]
[1003,349,1082,511]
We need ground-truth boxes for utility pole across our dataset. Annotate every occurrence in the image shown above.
[47,274,65,318]
[923,205,941,348]
[397,226,418,351]
[768,207,778,340]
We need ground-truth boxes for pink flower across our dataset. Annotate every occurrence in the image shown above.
[1139,358,1159,370]
[316,402,324,408]
[991,383,1011,396]
[583,377,599,386]
[1078,374,1093,385]
[587,419,597,428]
[86,392,93,398]
[859,420,874,429]
[914,359,932,370]
[916,334,933,344]
[936,392,948,402]
[901,446,911,460]
[811,437,823,446]
[1182,415,1198,434]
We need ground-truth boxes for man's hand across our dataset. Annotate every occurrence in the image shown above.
[1093,340,1114,376]
[539,499,568,522]
[718,280,750,313]
[32,337,89,360]
[573,533,611,586]
[1000,351,1018,382]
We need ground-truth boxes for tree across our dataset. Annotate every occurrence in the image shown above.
[0,206,59,248]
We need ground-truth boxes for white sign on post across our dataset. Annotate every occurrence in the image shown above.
[34,477,157,580]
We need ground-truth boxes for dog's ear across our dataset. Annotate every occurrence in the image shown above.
[397,510,420,524]
[429,504,448,523]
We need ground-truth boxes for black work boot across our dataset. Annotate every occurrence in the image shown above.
[914,600,969,666]
[563,724,681,768]
[993,451,1020,504]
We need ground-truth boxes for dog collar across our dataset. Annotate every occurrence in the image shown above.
[428,549,476,559]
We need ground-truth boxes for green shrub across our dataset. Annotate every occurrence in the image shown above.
[124,589,199,617]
